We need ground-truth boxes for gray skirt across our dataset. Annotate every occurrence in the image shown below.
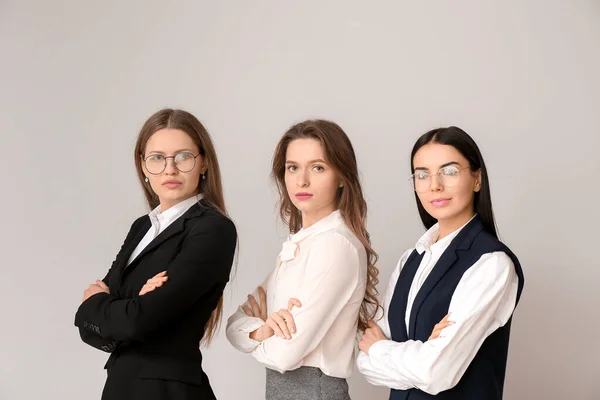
[266,366,350,400]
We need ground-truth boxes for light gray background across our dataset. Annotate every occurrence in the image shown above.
[1,1,599,399]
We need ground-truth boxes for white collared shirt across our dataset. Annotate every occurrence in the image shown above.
[357,217,519,395]
[226,210,368,378]
[127,194,203,266]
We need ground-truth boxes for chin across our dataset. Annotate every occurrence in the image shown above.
[424,207,454,222]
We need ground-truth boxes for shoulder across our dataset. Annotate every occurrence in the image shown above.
[306,228,365,268]
[314,225,364,253]
[473,230,511,253]
[186,204,237,240]
[399,247,416,266]
[131,213,149,227]
[124,214,150,238]
[472,230,519,265]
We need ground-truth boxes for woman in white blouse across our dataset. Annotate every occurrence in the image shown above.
[357,127,525,400]
[226,119,380,400]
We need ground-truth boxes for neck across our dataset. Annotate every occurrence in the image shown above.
[159,194,197,213]
[301,203,336,229]
[437,209,476,240]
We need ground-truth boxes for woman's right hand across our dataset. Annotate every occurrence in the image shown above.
[242,286,268,321]
[139,271,168,296]
[428,313,455,340]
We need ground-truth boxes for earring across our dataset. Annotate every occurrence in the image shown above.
[144,177,149,183]
[202,173,206,180]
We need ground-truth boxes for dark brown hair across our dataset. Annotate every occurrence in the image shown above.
[271,119,381,331]
[133,108,228,344]
[411,126,497,237]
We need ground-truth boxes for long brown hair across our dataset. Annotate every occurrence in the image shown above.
[133,108,228,345]
[271,119,380,332]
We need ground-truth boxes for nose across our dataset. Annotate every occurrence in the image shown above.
[164,157,179,175]
[296,169,309,188]
[429,172,443,191]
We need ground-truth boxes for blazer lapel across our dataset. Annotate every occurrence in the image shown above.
[408,216,485,338]
[110,217,151,288]
[122,201,208,275]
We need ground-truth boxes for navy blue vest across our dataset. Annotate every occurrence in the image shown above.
[388,216,524,400]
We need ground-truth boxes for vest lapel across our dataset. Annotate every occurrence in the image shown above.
[388,250,424,342]
[407,216,485,338]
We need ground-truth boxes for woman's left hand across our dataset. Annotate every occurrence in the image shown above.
[82,280,110,302]
[264,298,302,340]
[359,320,387,355]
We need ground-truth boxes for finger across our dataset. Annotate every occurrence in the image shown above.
[258,287,268,320]
[266,318,285,339]
[287,298,302,311]
[438,313,451,325]
[358,340,366,352]
[242,305,254,317]
[153,271,168,278]
[365,329,376,340]
[429,325,449,340]
[278,309,296,334]
[248,295,261,317]
[139,284,157,296]
[148,278,166,287]
[367,320,377,329]
[429,331,441,340]
[147,276,168,286]
[429,327,441,339]
[271,312,291,339]
[95,280,109,290]
[437,321,455,329]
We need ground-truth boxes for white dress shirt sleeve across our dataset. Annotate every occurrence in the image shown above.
[357,251,519,395]
[226,273,273,353]
[250,232,362,373]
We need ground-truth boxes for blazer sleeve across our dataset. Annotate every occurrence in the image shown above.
[75,216,146,352]
[74,212,237,341]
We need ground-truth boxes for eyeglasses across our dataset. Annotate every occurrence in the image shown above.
[143,152,201,175]
[409,166,471,193]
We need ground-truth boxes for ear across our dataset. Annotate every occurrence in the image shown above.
[140,154,147,173]
[474,169,482,192]
[197,155,207,174]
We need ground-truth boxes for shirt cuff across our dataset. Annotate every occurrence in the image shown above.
[368,339,396,367]
[242,319,265,343]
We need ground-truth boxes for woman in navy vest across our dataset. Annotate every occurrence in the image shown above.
[357,126,524,400]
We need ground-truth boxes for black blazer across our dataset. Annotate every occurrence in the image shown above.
[75,200,236,400]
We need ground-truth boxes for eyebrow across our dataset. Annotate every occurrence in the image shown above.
[147,148,196,155]
[285,159,327,164]
[414,161,460,171]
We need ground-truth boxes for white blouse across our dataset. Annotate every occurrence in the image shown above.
[226,210,368,378]
[357,217,519,395]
